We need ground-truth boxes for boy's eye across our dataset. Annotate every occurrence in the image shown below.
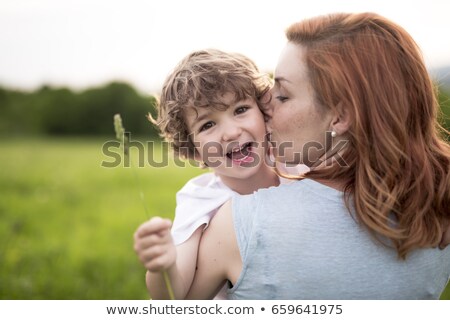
[235,106,249,114]
[199,121,214,132]
[276,95,288,102]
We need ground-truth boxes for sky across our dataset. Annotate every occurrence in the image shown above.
[1,0,450,94]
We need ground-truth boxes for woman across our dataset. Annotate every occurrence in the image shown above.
[183,12,450,299]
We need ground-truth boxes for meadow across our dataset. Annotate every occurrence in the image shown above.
[0,138,449,299]
[0,137,202,299]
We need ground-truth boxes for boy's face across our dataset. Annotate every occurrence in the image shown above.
[185,92,268,182]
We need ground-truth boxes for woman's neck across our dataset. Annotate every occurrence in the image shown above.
[309,177,346,192]
[218,165,280,195]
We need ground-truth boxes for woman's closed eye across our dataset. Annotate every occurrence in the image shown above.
[275,95,288,102]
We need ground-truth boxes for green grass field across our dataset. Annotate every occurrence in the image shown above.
[0,137,203,299]
[0,138,449,299]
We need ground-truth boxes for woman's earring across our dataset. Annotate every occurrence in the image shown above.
[331,130,337,138]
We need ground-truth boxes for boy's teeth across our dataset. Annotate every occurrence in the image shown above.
[230,143,245,154]
[226,143,254,160]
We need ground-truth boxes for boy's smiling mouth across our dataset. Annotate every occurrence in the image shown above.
[226,142,255,164]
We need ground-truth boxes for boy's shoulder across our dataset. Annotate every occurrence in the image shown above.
[172,172,235,245]
[176,172,235,200]
[183,172,218,187]
[178,172,228,193]
[180,172,226,191]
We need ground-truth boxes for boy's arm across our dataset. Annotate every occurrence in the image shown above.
[185,201,242,299]
[134,217,202,299]
[147,228,203,299]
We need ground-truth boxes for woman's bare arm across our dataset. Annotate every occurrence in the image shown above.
[185,201,242,299]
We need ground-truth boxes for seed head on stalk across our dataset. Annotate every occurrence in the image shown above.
[113,113,175,300]
[114,114,128,156]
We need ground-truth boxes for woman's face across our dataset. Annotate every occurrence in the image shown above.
[265,42,333,166]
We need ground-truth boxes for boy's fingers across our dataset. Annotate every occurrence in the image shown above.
[135,217,172,237]
[134,227,169,243]
[139,245,166,261]
[138,243,176,269]
[135,232,172,250]
[144,248,177,271]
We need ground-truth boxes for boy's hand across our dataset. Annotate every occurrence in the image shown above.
[134,217,176,272]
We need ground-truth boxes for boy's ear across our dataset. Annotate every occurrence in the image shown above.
[193,154,202,163]
[330,102,352,135]
[192,150,205,166]
[193,152,209,169]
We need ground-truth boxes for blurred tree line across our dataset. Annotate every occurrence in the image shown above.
[0,81,449,139]
[438,87,450,137]
[0,82,159,138]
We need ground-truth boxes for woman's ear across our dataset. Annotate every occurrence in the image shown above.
[330,102,351,135]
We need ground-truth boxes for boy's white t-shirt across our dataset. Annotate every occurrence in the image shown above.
[171,172,235,300]
[171,172,237,246]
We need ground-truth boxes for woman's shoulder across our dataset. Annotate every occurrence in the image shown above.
[247,178,344,205]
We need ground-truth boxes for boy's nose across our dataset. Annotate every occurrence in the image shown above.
[222,124,242,142]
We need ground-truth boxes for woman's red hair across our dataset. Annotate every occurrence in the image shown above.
[286,12,450,258]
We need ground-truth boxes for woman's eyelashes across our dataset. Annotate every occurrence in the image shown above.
[276,95,288,102]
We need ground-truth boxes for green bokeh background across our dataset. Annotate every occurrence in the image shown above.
[0,81,449,299]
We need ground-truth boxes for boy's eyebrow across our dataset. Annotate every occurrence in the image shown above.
[191,109,212,126]
[195,113,208,123]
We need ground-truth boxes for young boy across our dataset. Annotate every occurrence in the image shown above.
[133,49,289,299]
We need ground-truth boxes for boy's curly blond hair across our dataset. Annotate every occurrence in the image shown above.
[150,49,271,159]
